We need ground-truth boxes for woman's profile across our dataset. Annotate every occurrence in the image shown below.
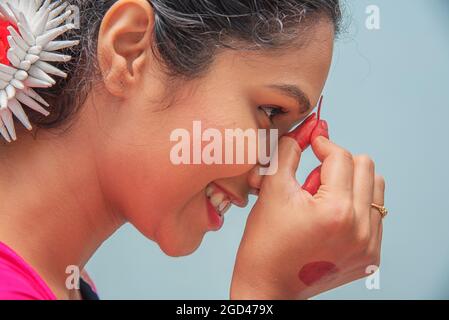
[0,0,386,300]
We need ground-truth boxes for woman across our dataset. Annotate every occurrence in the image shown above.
[0,0,386,300]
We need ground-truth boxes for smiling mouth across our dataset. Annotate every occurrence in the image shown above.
[205,183,232,218]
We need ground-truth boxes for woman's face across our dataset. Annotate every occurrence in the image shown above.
[95,19,335,256]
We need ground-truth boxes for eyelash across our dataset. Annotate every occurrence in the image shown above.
[259,105,287,122]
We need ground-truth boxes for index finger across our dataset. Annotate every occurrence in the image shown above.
[311,136,354,196]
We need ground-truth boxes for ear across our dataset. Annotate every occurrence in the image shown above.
[97,0,154,97]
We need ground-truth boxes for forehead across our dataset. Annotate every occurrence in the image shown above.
[203,20,335,105]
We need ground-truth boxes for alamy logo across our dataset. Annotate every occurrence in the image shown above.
[366,5,381,30]
[170,121,279,175]
[365,265,380,290]
[65,265,80,290]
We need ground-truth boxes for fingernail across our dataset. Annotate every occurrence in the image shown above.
[284,113,318,151]
[320,120,328,131]
[311,120,329,141]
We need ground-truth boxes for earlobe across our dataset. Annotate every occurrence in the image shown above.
[97,0,154,97]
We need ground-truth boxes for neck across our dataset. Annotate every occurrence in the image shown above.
[0,106,125,299]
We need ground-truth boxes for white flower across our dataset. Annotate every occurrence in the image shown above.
[0,0,79,142]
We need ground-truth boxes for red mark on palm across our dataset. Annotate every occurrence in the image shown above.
[298,261,338,286]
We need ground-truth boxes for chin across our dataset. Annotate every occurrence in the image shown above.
[155,229,205,257]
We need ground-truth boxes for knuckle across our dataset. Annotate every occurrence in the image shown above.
[355,154,375,171]
[336,148,353,162]
[354,229,371,249]
[321,199,354,231]
[333,198,354,217]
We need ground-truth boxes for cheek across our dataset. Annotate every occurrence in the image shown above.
[117,94,258,195]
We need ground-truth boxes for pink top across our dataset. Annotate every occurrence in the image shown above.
[0,241,99,300]
[0,241,57,300]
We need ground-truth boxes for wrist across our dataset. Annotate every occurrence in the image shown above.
[230,274,303,300]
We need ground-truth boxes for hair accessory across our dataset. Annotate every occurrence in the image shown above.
[0,0,79,142]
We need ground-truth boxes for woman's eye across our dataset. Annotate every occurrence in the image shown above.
[259,106,287,122]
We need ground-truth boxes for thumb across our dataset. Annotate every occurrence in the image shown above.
[310,124,332,164]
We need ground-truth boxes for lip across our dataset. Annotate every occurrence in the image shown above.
[206,197,224,231]
[205,182,247,231]
[211,182,247,208]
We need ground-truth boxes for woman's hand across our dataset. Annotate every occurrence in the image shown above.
[230,115,385,299]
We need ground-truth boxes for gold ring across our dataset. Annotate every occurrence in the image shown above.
[371,203,388,218]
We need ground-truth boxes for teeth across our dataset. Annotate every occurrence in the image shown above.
[210,193,224,207]
[206,185,214,197]
[206,183,233,217]
[218,200,230,212]
[220,203,231,216]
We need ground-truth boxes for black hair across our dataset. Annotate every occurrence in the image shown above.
[30,0,342,130]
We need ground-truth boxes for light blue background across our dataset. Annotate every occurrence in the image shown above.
[86,0,449,299]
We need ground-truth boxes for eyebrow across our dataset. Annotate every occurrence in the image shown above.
[265,84,312,114]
